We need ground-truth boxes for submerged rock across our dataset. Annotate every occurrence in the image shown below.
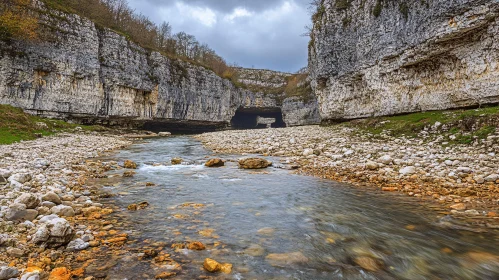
[203,258,232,274]
[205,158,225,167]
[266,252,309,267]
[171,158,182,165]
[187,241,206,250]
[124,160,137,169]
[127,201,149,211]
[238,158,272,169]
[354,256,383,272]
[123,171,136,177]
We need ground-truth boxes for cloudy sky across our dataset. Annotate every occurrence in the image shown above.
[127,0,312,73]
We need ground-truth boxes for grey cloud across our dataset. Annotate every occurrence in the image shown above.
[128,0,311,72]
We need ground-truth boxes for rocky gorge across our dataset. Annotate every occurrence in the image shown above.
[0,1,318,133]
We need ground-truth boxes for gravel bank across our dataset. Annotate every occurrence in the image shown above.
[0,132,131,279]
[196,125,499,228]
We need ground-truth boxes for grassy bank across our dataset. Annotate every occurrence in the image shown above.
[341,105,499,144]
[0,104,99,145]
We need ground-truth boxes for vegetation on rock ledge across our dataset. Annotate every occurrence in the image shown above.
[0,105,100,145]
[342,106,499,145]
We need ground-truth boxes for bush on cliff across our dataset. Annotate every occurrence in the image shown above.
[0,0,38,41]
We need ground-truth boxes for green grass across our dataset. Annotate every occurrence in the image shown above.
[0,104,99,145]
[342,105,499,144]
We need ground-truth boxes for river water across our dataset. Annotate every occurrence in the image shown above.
[93,136,499,279]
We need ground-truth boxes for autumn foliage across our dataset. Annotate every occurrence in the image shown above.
[0,0,38,40]
[42,0,233,77]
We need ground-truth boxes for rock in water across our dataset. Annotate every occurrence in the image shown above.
[123,171,136,177]
[158,132,172,137]
[171,158,182,165]
[187,241,206,250]
[238,158,272,169]
[266,252,309,267]
[124,160,137,169]
[205,158,224,167]
[203,258,232,274]
[354,256,383,272]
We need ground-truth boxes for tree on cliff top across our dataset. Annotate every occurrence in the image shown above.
[0,0,38,41]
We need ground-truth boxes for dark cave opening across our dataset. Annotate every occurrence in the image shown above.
[230,107,286,129]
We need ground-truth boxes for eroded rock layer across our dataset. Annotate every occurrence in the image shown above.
[309,0,499,122]
[0,1,317,130]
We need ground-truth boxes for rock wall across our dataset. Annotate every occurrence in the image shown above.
[233,68,321,126]
[309,0,499,122]
[0,1,317,130]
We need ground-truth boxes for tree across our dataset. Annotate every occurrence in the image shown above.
[157,21,171,49]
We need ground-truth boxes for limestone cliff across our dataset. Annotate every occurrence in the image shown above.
[309,0,499,122]
[233,68,321,126]
[0,1,317,131]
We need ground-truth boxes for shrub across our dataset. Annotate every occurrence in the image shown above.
[0,0,39,41]
[335,0,351,10]
[373,0,382,17]
[399,3,409,19]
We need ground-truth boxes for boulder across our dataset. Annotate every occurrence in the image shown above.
[0,169,11,178]
[51,205,75,217]
[42,192,62,205]
[9,173,32,184]
[32,217,74,248]
[66,238,89,251]
[0,266,19,280]
[158,132,172,137]
[0,177,6,186]
[187,241,206,250]
[366,161,379,170]
[123,160,137,169]
[171,158,182,165]
[238,158,272,169]
[302,148,314,156]
[203,258,232,274]
[20,272,40,280]
[15,193,40,209]
[205,158,224,167]
[3,203,28,221]
[399,166,416,175]
[378,155,393,165]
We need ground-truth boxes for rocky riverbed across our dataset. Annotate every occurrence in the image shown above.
[0,132,131,280]
[196,125,499,229]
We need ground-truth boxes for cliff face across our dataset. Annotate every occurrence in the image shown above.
[309,0,499,122]
[234,68,321,126]
[0,2,317,130]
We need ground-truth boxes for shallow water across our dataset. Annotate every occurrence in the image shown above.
[96,136,499,279]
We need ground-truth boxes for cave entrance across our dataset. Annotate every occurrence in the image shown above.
[230,107,286,129]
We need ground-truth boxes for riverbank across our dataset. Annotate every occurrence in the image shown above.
[196,123,499,229]
[0,131,132,279]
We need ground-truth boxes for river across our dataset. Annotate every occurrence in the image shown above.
[91,136,499,279]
